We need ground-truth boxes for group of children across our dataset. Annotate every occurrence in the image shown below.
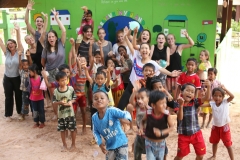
[15,4,235,160]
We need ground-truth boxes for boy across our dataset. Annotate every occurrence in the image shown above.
[52,71,77,152]
[18,50,32,120]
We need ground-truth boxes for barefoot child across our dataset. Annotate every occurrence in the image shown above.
[139,90,174,160]
[18,50,32,120]
[29,64,45,128]
[52,71,77,151]
[201,85,234,160]
[174,81,211,160]
[92,90,132,159]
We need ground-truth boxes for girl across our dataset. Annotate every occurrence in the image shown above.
[174,81,211,160]
[201,68,221,128]
[139,90,174,160]
[92,90,131,160]
[29,64,45,128]
[166,31,194,100]
[197,50,212,81]
[117,27,181,110]
[202,86,234,160]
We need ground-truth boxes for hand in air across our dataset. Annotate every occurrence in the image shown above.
[177,96,185,107]
[26,49,31,56]
[13,22,20,31]
[51,8,59,17]
[41,12,48,19]
[27,0,35,10]
[69,38,75,45]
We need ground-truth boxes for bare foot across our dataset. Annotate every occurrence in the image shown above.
[69,145,78,152]
[125,129,135,135]
[81,127,87,135]
[61,145,68,152]
[207,156,216,160]
[206,124,210,128]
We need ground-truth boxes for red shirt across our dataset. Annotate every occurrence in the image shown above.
[177,72,201,88]
[29,76,44,101]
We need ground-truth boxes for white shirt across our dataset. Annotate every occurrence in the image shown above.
[210,99,230,127]
[129,51,161,85]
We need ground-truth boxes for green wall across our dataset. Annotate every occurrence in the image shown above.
[32,0,217,69]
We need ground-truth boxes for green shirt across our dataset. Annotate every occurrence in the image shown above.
[53,86,76,119]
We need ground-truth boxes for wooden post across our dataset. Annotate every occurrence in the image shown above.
[227,0,233,31]
[220,0,228,42]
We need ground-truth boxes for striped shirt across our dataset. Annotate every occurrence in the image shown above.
[78,40,90,62]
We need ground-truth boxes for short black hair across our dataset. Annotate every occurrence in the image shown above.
[186,57,197,65]
[93,90,109,99]
[146,76,163,90]
[95,71,107,78]
[55,71,67,81]
[82,25,92,33]
[118,45,127,53]
[21,59,29,63]
[138,88,150,97]
[94,50,101,56]
[58,64,70,71]
[208,68,218,75]
[143,63,155,71]
[212,87,225,97]
[87,10,92,16]
[97,66,107,72]
[181,83,196,91]
[149,90,165,105]
[28,64,38,72]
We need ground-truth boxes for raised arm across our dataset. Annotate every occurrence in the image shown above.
[159,68,181,77]
[83,64,93,85]
[201,80,211,102]
[18,50,22,70]
[166,47,170,67]
[178,31,194,55]
[24,0,36,36]
[0,37,6,54]
[105,66,111,88]
[39,12,48,47]
[221,85,234,103]
[123,27,135,56]
[132,27,139,50]
[176,97,184,120]
[150,45,155,59]
[14,22,24,53]
[26,49,33,65]
[68,38,76,72]
[51,8,66,45]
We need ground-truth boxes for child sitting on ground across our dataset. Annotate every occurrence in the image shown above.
[18,50,32,120]
[92,90,132,160]
[52,71,77,152]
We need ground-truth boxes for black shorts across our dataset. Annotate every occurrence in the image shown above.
[57,116,76,131]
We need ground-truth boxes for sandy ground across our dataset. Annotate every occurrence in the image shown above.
[0,64,239,160]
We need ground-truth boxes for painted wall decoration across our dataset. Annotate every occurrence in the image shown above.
[31,0,218,66]
[50,10,71,29]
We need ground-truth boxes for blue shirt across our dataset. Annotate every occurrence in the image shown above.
[92,107,131,150]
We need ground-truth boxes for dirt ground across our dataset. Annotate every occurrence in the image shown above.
[0,64,239,160]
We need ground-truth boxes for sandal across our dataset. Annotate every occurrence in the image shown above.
[39,123,45,128]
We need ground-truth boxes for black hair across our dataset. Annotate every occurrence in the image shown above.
[97,65,107,72]
[46,30,58,54]
[87,10,92,16]
[95,71,107,78]
[55,71,67,81]
[156,32,166,41]
[117,45,127,53]
[93,90,109,99]
[146,76,163,90]
[181,83,196,91]
[28,64,38,73]
[143,63,155,71]
[58,64,70,71]
[208,68,218,75]
[82,25,92,33]
[212,87,225,97]
[186,57,197,65]
[140,42,151,50]
[138,88,150,97]
[21,59,29,63]
[94,50,101,56]
[149,90,166,105]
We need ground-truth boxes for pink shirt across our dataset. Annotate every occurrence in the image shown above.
[78,19,93,35]
[29,76,44,101]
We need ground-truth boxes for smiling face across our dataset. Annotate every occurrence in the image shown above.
[83,28,93,40]
[152,82,164,91]
[143,66,154,79]
[107,59,115,68]
[85,13,92,22]
[152,98,167,113]
[22,61,29,71]
[186,60,196,73]
[93,92,109,110]
[95,73,106,86]
[157,34,166,46]
[167,34,175,46]
[140,43,150,58]
[136,91,149,109]
[117,32,124,43]
[199,51,208,62]
[35,17,44,30]
[7,40,17,52]
[47,32,58,47]
[141,30,150,43]
[98,29,106,40]
[182,85,196,102]
[25,35,35,45]
[212,90,224,106]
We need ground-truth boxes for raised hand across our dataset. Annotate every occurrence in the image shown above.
[133,27,138,34]
[13,22,20,31]
[81,6,88,12]
[177,96,185,107]
[97,40,102,48]
[182,30,189,38]
[41,12,48,19]
[51,8,59,17]
[27,0,35,10]
[69,38,75,45]
[26,49,31,56]
[18,50,22,56]
[123,26,129,37]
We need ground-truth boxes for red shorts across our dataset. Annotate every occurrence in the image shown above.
[177,130,206,157]
[209,124,232,147]
[72,95,87,112]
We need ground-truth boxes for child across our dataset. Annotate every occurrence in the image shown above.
[52,71,77,152]
[92,90,132,160]
[201,68,221,128]
[139,90,174,160]
[75,7,94,50]
[18,50,32,120]
[202,86,234,160]
[176,58,201,100]
[174,81,211,160]
[200,87,212,128]
[128,87,150,160]
[197,50,212,81]
[29,64,45,128]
